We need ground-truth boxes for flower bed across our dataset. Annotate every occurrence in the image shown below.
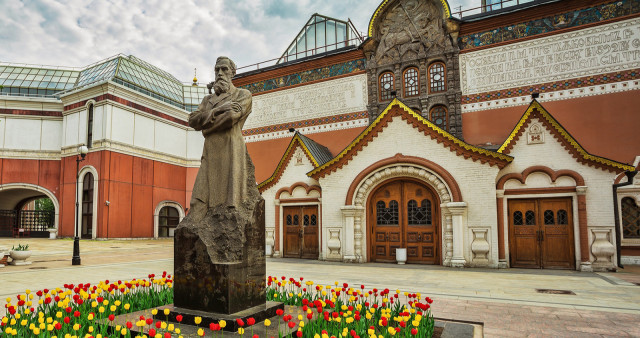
[0,273,435,338]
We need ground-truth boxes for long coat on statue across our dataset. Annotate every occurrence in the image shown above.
[187,85,253,220]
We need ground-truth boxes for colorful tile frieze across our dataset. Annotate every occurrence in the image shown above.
[462,69,640,103]
[242,111,368,136]
[459,0,640,49]
[237,59,366,94]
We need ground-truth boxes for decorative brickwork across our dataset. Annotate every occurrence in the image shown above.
[0,109,62,117]
[242,111,368,136]
[64,94,188,127]
[237,59,366,95]
[459,0,640,50]
[462,69,640,104]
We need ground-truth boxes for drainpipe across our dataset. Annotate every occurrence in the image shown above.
[613,170,637,269]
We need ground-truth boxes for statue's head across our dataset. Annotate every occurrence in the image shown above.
[213,56,237,95]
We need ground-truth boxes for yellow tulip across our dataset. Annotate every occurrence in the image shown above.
[194,316,202,325]
[164,308,170,315]
[238,328,244,334]
[121,328,127,335]
[197,328,205,336]
[219,320,226,328]
[151,309,158,315]
[264,319,271,327]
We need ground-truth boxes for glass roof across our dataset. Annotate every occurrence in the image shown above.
[0,65,79,97]
[1,55,210,110]
[278,14,361,64]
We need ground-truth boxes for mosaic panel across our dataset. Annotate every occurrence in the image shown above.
[459,0,640,50]
[237,59,366,94]
[241,111,368,136]
[462,68,640,103]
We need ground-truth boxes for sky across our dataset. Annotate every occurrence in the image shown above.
[0,0,475,83]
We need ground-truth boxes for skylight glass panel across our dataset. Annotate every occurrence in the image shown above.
[278,14,360,64]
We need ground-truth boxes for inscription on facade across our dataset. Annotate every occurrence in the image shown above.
[460,18,640,94]
[245,74,367,129]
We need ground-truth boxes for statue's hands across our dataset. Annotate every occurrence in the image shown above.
[214,101,234,116]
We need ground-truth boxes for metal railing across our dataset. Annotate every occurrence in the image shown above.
[451,0,535,18]
[237,35,365,73]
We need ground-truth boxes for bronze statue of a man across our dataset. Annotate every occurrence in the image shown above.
[187,56,253,221]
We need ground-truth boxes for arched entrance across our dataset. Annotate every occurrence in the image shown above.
[367,178,440,264]
[0,184,60,237]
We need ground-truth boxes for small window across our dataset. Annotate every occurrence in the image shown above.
[408,199,431,225]
[376,200,399,225]
[379,72,394,101]
[293,215,299,225]
[428,62,446,93]
[403,67,419,97]
[557,210,568,225]
[543,210,555,225]
[429,105,448,130]
[513,211,523,225]
[87,104,94,148]
[622,197,640,238]
[310,214,317,226]
[304,215,310,226]
[286,215,293,226]
[525,210,536,225]
[159,206,180,237]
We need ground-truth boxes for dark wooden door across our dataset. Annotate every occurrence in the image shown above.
[81,173,94,239]
[283,205,319,259]
[370,180,439,264]
[508,198,574,269]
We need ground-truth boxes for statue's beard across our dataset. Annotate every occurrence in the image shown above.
[214,78,230,95]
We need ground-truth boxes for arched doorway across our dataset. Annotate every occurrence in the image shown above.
[158,206,180,237]
[81,173,94,239]
[0,184,60,238]
[368,179,440,264]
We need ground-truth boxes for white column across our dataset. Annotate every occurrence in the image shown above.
[446,202,467,268]
[341,206,363,262]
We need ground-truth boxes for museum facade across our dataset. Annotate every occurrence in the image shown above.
[1,0,639,271]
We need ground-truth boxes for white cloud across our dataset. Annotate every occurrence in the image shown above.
[0,0,475,82]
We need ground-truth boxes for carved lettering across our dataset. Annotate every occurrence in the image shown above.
[245,75,367,129]
[461,18,640,94]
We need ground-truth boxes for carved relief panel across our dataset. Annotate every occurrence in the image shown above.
[363,0,463,139]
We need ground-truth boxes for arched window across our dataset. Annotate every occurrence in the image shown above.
[87,103,94,148]
[403,67,419,97]
[379,72,394,101]
[429,105,448,130]
[159,206,180,237]
[428,62,446,93]
[622,197,640,238]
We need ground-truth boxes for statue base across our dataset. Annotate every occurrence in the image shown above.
[174,198,266,314]
[155,302,284,332]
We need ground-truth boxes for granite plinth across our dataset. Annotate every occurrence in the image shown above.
[174,197,266,314]
[156,302,284,332]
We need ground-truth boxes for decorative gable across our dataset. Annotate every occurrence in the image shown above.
[308,98,512,179]
[498,100,635,173]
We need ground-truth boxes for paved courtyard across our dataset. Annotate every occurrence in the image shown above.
[1,238,640,337]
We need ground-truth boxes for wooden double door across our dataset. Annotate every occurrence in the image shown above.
[283,205,319,259]
[508,198,575,269]
[369,180,439,264]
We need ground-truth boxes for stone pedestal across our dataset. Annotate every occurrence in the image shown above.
[174,198,266,314]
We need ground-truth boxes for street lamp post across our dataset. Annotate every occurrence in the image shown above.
[72,145,89,266]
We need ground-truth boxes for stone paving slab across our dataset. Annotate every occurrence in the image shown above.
[1,238,640,337]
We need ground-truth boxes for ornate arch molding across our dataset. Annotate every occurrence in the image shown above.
[276,182,321,200]
[497,166,585,189]
[0,183,60,230]
[77,165,99,239]
[154,201,185,239]
[346,154,461,205]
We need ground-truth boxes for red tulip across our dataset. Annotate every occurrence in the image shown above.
[55,323,62,330]
[64,317,70,324]
[146,318,153,325]
[165,333,171,338]
[411,328,418,335]
[108,314,115,321]
[126,322,133,329]
[155,321,162,328]
[296,331,303,337]
[149,328,156,336]
[236,318,245,327]
[176,315,183,322]
[247,317,255,326]
[276,309,284,316]
[73,310,81,318]
[288,321,295,329]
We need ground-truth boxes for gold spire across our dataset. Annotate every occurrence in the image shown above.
[192,68,198,86]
